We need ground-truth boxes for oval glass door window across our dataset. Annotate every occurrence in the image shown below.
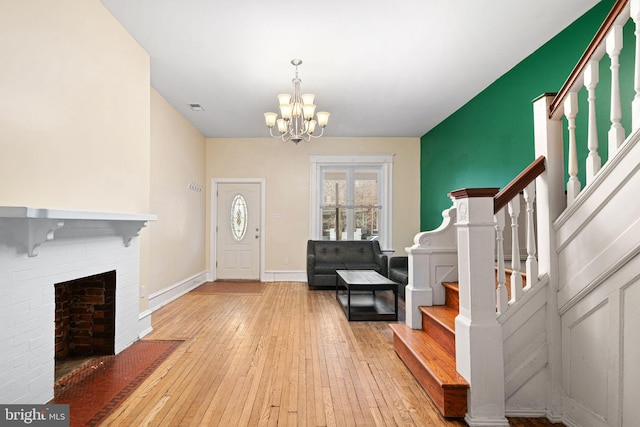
[230,194,248,241]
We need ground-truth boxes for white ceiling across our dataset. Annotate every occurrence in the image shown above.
[99,0,599,139]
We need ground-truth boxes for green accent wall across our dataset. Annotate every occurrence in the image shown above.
[420,0,629,230]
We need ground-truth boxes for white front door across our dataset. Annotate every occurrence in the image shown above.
[216,182,261,280]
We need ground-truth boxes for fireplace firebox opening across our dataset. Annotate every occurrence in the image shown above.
[54,270,116,379]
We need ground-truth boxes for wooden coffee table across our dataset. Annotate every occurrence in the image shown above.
[335,270,398,321]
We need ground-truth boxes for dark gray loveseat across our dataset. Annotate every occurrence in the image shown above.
[306,240,388,289]
[388,256,408,298]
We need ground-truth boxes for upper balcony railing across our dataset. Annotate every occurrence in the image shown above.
[548,0,638,206]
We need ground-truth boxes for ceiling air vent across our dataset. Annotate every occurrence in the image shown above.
[188,103,205,111]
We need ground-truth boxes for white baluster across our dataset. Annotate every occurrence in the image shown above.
[495,209,508,314]
[584,60,601,184]
[508,196,523,303]
[607,23,625,156]
[633,0,640,132]
[564,92,581,206]
[523,182,538,290]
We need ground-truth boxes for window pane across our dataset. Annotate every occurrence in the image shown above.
[321,208,347,240]
[354,207,379,240]
[354,169,378,206]
[322,170,347,206]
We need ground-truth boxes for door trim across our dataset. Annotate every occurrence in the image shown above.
[210,178,266,282]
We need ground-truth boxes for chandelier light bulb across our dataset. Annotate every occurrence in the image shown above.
[302,104,316,120]
[277,119,287,133]
[308,120,317,134]
[301,93,315,105]
[264,112,277,128]
[264,59,329,144]
[316,111,330,128]
[280,103,293,120]
[278,94,291,105]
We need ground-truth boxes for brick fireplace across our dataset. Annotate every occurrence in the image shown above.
[55,271,116,361]
[0,207,155,404]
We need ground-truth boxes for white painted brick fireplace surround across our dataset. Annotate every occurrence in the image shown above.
[0,207,155,404]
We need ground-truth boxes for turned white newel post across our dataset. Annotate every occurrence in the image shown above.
[564,91,581,206]
[495,209,508,315]
[533,94,566,420]
[507,197,523,302]
[523,182,538,288]
[607,22,626,156]
[584,60,602,184]
[452,188,509,427]
[405,205,458,329]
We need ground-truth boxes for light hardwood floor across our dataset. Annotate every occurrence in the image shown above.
[102,282,559,426]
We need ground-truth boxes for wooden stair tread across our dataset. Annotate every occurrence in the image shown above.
[390,324,468,388]
[441,281,459,292]
[390,323,468,418]
[420,305,457,334]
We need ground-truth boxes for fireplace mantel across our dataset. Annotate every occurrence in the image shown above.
[0,206,156,257]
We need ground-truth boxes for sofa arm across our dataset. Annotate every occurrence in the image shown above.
[371,240,388,277]
[306,240,316,285]
[389,256,408,269]
[378,254,388,277]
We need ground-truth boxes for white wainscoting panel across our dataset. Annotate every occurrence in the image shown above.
[622,277,640,425]
[560,253,640,427]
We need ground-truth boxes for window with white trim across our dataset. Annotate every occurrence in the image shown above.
[310,154,393,250]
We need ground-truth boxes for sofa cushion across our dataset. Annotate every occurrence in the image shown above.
[312,241,377,263]
[314,244,343,263]
[315,262,347,275]
[344,262,382,271]
[341,244,376,263]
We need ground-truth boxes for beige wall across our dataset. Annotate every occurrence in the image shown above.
[0,1,419,298]
[149,89,206,295]
[0,0,150,214]
[0,0,152,307]
[206,137,420,273]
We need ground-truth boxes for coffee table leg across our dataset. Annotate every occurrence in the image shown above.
[394,288,398,321]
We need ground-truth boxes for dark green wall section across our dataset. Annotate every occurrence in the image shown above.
[420,0,627,230]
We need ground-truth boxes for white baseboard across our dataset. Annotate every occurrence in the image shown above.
[263,270,307,282]
[138,309,153,338]
[148,270,208,312]
[504,409,548,418]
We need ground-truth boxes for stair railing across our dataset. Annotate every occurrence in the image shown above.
[547,0,639,207]
[530,2,640,417]
[494,156,546,315]
[447,157,545,424]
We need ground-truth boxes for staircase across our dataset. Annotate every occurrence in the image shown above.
[394,2,640,423]
[391,269,527,418]
[389,281,468,418]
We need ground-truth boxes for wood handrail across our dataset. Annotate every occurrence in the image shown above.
[450,188,500,199]
[549,0,629,119]
[494,156,546,213]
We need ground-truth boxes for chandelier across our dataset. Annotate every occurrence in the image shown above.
[264,59,330,144]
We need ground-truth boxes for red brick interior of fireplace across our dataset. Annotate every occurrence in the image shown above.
[55,271,116,360]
